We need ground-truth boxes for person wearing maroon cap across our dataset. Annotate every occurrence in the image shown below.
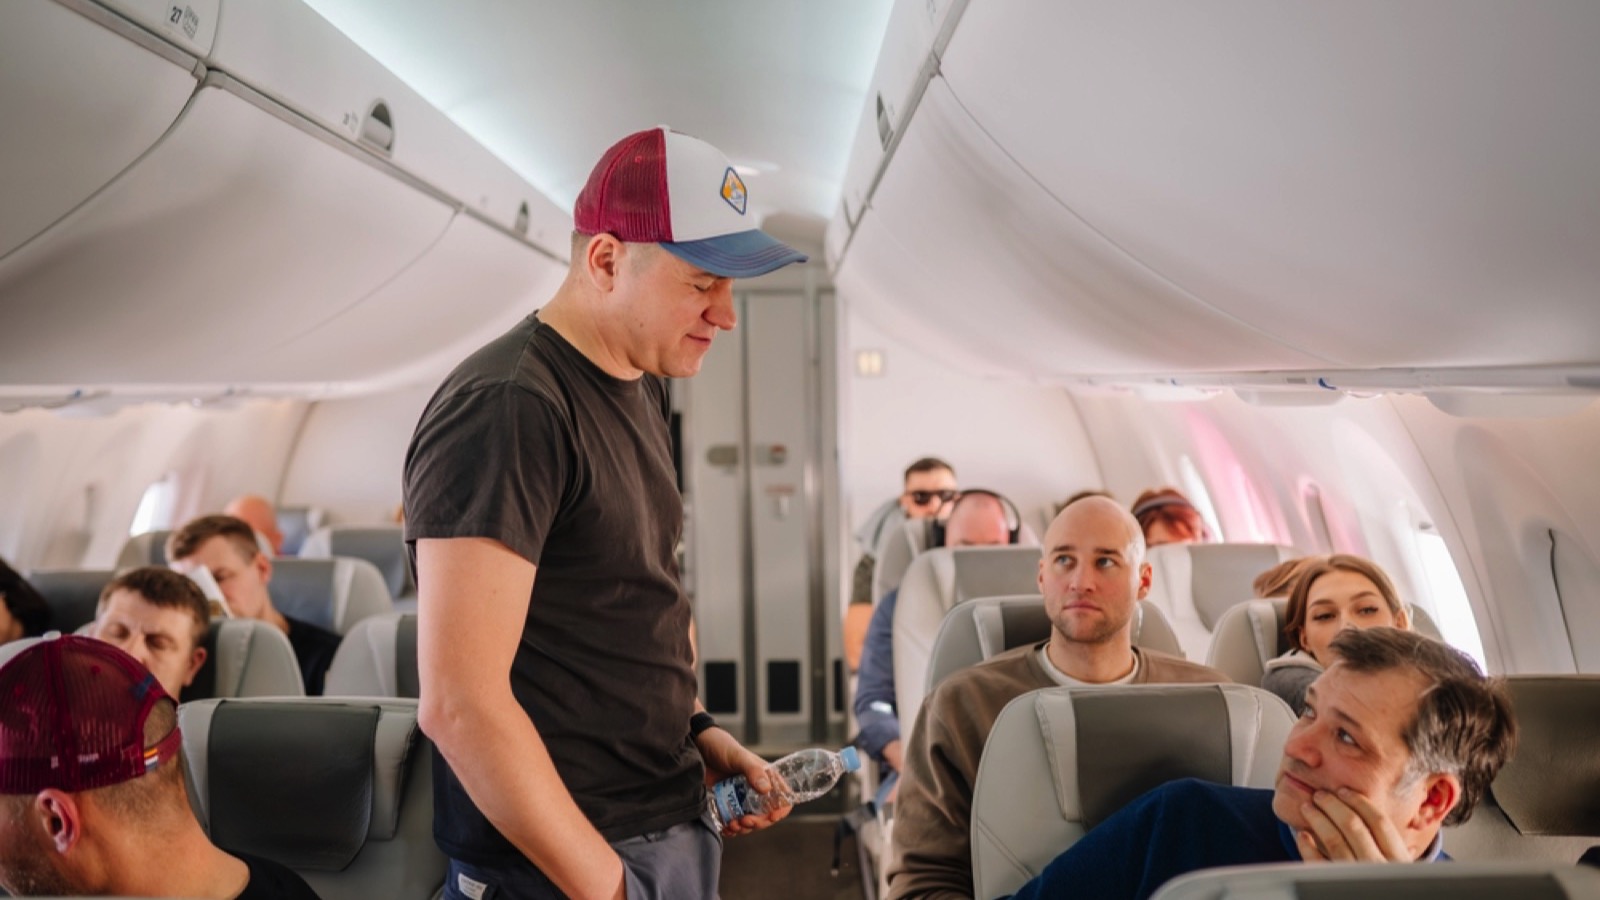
[403,126,808,899]
[0,634,320,898]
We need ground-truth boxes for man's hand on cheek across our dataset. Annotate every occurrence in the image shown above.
[1295,787,1411,862]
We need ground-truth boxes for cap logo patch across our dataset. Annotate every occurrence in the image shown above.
[720,168,748,215]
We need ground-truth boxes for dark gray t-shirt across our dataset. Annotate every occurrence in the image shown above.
[402,313,700,861]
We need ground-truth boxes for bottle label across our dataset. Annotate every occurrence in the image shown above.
[711,777,754,824]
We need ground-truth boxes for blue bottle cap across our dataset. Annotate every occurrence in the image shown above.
[839,746,860,772]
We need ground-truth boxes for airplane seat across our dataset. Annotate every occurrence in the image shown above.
[924,594,1184,697]
[0,636,44,668]
[891,546,1045,746]
[1206,597,1443,686]
[275,505,326,557]
[871,516,933,604]
[299,525,415,602]
[323,612,420,698]
[185,619,307,701]
[1446,675,1600,864]
[1149,861,1600,900]
[1144,543,1301,662]
[971,684,1295,900]
[24,567,112,633]
[871,515,1043,607]
[116,529,173,569]
[268,558,393,636]
[178,696,444,900]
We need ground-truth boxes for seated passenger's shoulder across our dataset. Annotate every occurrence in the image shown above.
[1137,647,1232,683]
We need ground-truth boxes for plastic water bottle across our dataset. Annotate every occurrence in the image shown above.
[705,746,860,832]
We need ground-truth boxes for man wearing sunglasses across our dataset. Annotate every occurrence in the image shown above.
[845,458,958,671]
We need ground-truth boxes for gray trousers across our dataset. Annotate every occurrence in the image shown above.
[443,815,723,899]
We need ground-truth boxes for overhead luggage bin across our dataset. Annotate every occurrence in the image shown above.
[0,75,456,385]
[932,0,1600,372]
[205,0,568,247]
[260,212,567,388]
[834,0,966,234]
[0,1,202,262]
[837,78,1330,380]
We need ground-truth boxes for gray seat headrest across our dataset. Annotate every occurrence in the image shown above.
[180,698,423,871]
[1145,543,1300,661]
[324,612,419,698]
[971,684,1294,899]
[300,526,414,600]
[1492,676,1600,837]
[186,619,306,701]
[275,506,325,557]
[24,568,113,633]
[1149,861,1600,900]
[269,558,394,635]
[872,517,932,603]
[1206,597,1447,687]
[925,595,1186,697]
[115,530,173,569]
[892,546,1045,731]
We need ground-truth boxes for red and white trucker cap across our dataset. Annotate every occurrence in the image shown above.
[574,126,809,279]
[0,634,182,794]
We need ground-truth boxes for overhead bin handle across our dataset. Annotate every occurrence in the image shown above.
[360,101,394,154]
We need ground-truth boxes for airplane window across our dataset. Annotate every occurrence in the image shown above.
[128,473,179,537]
[1177,456,1224,542]
[1414,525,1488,672]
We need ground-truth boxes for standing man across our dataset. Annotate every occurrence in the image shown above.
[403,127,808,900]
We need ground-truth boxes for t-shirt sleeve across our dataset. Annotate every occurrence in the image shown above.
[403,382,573,566]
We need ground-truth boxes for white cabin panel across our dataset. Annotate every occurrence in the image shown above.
[0,1,198,261]
[278,386,435,526]
[253,213,563,387]
[841,307,1102,539]
[0,82,453,385]
[841,77,1330,380]
[96,0,221,56]
[938,0,1600,371]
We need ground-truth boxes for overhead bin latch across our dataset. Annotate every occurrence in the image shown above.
[359,101,395,155]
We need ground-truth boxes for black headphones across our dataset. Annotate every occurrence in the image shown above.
[928,488,1023,547]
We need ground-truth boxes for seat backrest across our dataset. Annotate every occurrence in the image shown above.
[971,683,1295,900]
[275,506,325,557]
[24,568,112,633]
[1206,597,1444,686]
[115,530,173,569]
[185,619,306,701]
[179,696,443,900]
[324,612,420,698]
[892,546,1044,731]
[872,516,933,603]
[924,595,1185,695]
[1447,675,1600,863]
[1150,861,1600,900]
[268,558,393,635]
[1144,543,1300,661]
[299,526,414,601]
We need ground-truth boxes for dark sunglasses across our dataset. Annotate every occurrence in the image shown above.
[905,489,958,506]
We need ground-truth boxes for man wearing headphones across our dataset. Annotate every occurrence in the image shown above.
[852,490,1017,806]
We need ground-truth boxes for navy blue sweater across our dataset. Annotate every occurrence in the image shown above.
[1005,779,1299,900]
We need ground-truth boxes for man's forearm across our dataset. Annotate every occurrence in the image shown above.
[425,692,625,900]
